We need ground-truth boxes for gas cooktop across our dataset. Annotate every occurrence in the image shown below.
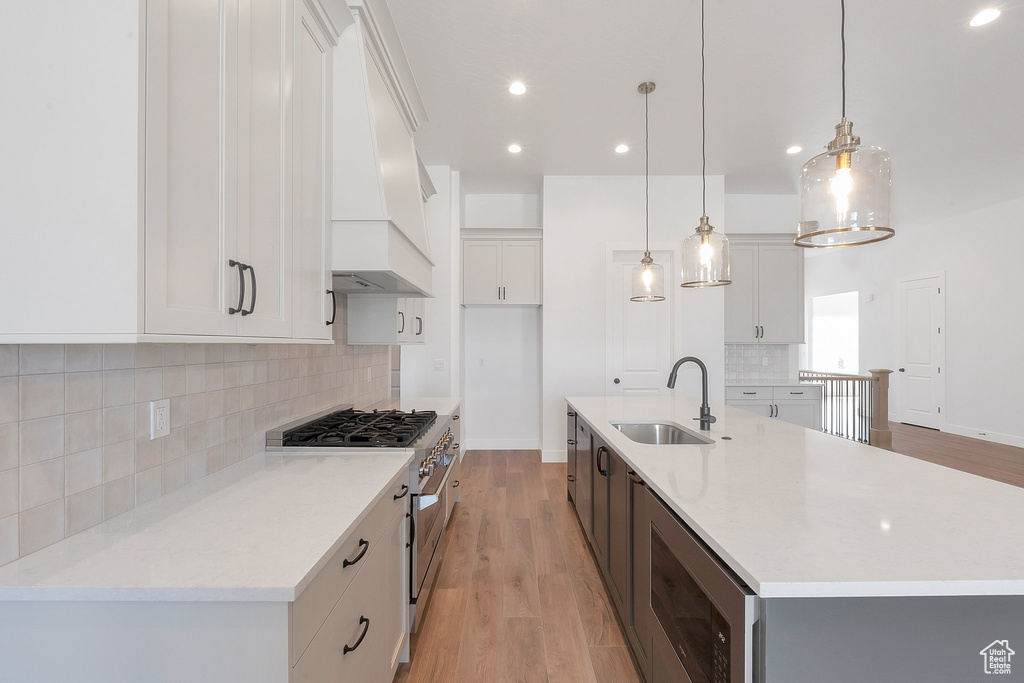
[280,408,437,448]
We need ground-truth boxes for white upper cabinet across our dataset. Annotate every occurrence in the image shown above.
[724,240,804,344]
[0,0,348,344]
[462,239,542,306]
[346,296,425,346]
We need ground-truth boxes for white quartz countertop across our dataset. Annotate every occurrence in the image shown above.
[567,396,1024,599]
[0,452,414,601]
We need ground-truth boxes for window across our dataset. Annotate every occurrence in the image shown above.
[811,292,859,374]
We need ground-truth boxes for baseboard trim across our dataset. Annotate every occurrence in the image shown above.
[463,438,541,451]
[941,423,1024,449]
[542,449,567,463]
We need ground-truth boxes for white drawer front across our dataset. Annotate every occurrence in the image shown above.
[773,386,822,400]
[725,386,773,401]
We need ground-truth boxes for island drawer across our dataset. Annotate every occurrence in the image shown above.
[291,469,409,666]
[726,386,773,401]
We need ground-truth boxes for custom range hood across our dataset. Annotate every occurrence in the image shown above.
[331,0,435,295]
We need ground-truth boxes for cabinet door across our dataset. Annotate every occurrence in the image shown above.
[145,0,238,336]
[445,456,461,522]
[397,298,415,343]
[757,245,804,343]
[575,421,594,544]
[291,0,332,340]
[606,448,629,623]
[409,298,426,344]
[775,399,822,430]
[500,240,542,305]
[723,244,758,343]
[462,240,502,305]
[566,409,577,503]
[592,438,611,570]
[384,508,409,677]
[629,475,653,679]
[236,0,291,338]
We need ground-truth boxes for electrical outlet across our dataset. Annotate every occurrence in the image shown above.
[150,399,170,440]
[433,359,446,372]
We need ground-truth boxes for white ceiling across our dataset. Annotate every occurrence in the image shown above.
[388,0,1024,220]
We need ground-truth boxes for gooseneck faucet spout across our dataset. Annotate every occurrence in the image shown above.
[667,356,717,431]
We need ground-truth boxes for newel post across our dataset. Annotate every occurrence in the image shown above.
[869,369,894,450]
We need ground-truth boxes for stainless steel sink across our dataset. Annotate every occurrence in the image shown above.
[611,421,714,445]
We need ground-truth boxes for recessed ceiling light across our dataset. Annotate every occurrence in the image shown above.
[507,143,522,154]
[615,144,629,154]
[786,145,803,155]
[970,8,1001,26]
[509,81,526,95]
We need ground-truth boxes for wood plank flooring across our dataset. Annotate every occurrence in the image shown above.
[890,421,1024,489]
[393,450,641,683]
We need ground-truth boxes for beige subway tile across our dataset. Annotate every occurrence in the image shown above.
[162,365,185,398]
[224,363,240,389]
[205,418,225,447]
[19,458,64,511]
[19,416,64,465]
[102,369,135,407]
[19,499,64,555]
[65,371,103,413]
[0,514,18,565]
[135,436,163,472]
[102,345,135,370]
[0,346,18,378]
[65,409,102,455]
[186,451,207,483]
[19,373,65,420]
[185,344,206,365]
[163,344,186,366]
[134,403,150,439]
[224,413,240,443]
[0,376,18,424]
[135,367,162,403]
[0,469,18,518]
[102,440,135,483]
[65,345,103,373]
[223,388,240,416]
[186,423,206,455]
[65,448,102,496]
[164,427,186,462]
[205,344,224,363]
[206,390,225,419]
[102,405,134,446]
[0,424,17,472]
[19,345,64,375]
[135,344,163,368]
[169,396,186,428]
[102,476,134,520]
[162,458,187,494]
[135,467,162,506]
[206,444,225,473]
[186,393,206,424]
[205,363,225,391]
[65,486,103,535]
[185,364,206,395]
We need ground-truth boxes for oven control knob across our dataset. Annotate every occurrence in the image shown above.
[419,465,430,477]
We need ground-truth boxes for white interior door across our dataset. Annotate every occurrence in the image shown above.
[898,274,945,428]
[606,250,672,396]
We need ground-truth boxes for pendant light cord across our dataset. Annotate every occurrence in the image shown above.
[841,0,846,118]
[645,86,650,251]
[700,0,706,216]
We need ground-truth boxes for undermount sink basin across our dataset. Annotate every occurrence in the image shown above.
[611,421,714,446]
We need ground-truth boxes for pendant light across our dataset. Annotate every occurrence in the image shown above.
[795,0,893,248]
[630,81,666,303]
[681,0,730,288]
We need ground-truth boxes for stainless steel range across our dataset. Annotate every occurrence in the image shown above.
[266,405,457,632]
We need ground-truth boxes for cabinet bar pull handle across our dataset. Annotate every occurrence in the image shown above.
[393,484,409,500]
[228,260,245,315]
[502,286,506,300]
[242,264,257,316]
[343,616,370,654]
[567,439,577,445]
[627,471,644,485]
[567,410,576,417]
[742,392,756,395]
[416,316,423,336]
[452,443,459,450]
[790,391,803,395]
[326,290,337,325]
[452,415,459,420]
[567,474,575,482]
[452,480,460,488]
[398,311,405,334]
[342,538,369,568]
[596,446,608,476]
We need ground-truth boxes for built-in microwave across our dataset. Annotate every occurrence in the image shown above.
[641,486,758,683]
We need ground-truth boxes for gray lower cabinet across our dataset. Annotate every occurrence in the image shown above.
[628,471,653,679]
[592,435,611,566]
[606,447,630,623]
[575,419,594,543]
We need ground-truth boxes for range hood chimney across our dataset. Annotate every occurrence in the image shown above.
[331,0,434,296]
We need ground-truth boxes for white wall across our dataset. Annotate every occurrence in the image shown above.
[541,175,727,461]
[463,307,542,449]
[464,193,542,228]
[400,167,461,398]
[724,194,798,234]
[804,195,1024,446]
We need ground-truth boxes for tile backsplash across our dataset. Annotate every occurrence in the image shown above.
[725,344,794,382]
[0,294,391,567]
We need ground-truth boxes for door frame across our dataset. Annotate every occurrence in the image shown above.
[896,271,946,430]
[605,247,675,396]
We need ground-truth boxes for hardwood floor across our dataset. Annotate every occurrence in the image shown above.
[393,450,641,683]
[890,421,1024,488]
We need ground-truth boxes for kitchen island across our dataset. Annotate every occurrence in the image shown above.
[567,395,1024,682]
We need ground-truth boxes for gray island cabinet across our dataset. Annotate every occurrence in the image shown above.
[566,396,1024,683]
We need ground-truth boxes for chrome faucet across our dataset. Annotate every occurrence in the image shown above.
[667,356,717,431]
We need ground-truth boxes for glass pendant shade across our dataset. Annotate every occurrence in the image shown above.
[796,119,893,248]
[630,253,666,302]
[681,216,731,288]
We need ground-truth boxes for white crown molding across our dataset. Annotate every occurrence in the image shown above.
[349,0,428,134]
[303,0,352,45]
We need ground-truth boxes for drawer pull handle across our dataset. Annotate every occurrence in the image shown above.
[453,443,460,450]
[452,480,460,488]
[567,474,575,482]
[452,414,459,420]
[567,439,577,445]
[342,538,369,568]
[393,484,409,500]
[742,392,756,395]
[790,391,804,395]
[343,616,370,654]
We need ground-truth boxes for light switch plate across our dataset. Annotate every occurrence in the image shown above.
[150,399,170,440]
